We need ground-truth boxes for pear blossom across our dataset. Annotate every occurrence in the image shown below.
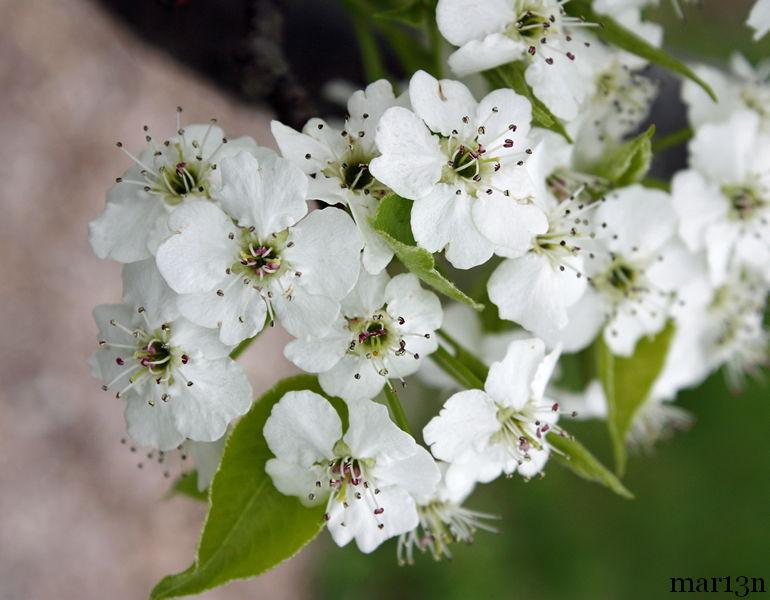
[397,464,498,565]
[90,260,252,450]
[554,185,698,356]
[89,113,260,263]
[682,54,770,130]
[748,0,770,40]
[271,80,404,273]
[284,271,442,403]
[155,151,362,344]
[370,70,548,269]
[671,110,770,286]
[487,142,591,340]
[424,338,564,493]
[263,391,440,553]
[436,0,595,120]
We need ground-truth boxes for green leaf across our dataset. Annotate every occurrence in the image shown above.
[565,0,717,101]
[597,322,676,476]
[548,433,634,499]
[150,375,328,599]
[429,345,485,390]
[590,125,655,187]
[166,471,208,502]
[484,62,572,142]
[372,194,483,310]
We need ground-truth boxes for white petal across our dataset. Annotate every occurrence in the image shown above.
[349,194,394,274]
[283,208,362,300]
[177,280,267,346]
[217,151,309,239]
[319,355,385,403]
[748,0,770,40]
[448,35,525,77]
[326,486,418,553]
[173,358,253,441]
[184,436,227,491]
[265,459,327,507]
[384,273,443,332]
[156,200,238,294]
[485,338,545,409]
[169,317,232,359]
[477,88,533,148]
[525,51,588,121]
[270,120,335,174]
[270,284,340,338]
[121,259,180,326]
[283,320,349,373]
[341,269,390,316]
[409,70,478,138]
[688,111,759,185]
[344,400,418,461]
[124,395,185,451]
[671,170,728,252]
[531,345,562,402]
[436,0,513,46]
[374,445,440,499]
[471,193,547,258]
[88,187,166,263]
[551,288,607,353]
[411,185,495,269]
[488,253,586,338]
[263,390,342,466]
[370,107,445,199]
[423,390,499,461]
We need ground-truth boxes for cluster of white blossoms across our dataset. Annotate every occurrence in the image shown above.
[88,0,769,569]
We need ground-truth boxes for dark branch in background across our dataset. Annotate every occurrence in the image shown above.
[95,0,369,128]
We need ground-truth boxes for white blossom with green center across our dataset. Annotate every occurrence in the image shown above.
[263,390,440,553]
[285,271,443,403]
[672,110,770,286]
[424,338,565,493]
[271,80,402,274]
[89,112,262,264]
[370,70,549,269]
[156,150,362,345]
[89,259,252,450]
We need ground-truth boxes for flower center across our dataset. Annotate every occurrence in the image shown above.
[547,168,608,202]
[511,9,552,41]
[343,162,374,190]
[231,231,287,281]
[347,312,395,358]
[722,184,766,221]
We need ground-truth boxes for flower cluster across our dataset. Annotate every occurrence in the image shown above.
[88,0,769,574]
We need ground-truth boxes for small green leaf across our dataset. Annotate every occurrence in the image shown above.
[484,62,572,142]
[166,471,208,502]
[372,194,483,310]
[565,1,717,101]
[150,375,328,600]
[547,433,634,499]
[597,322,676,476]
[590,125,655,187]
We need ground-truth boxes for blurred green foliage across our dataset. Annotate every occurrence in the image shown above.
[310,3,770,598]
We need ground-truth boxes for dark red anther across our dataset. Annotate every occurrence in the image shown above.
[373,507,384,515]
[176,161,187,171]
[181,354,189,364]
[115,357,125,366]
[503,139,514,148]
[551,402,560,412]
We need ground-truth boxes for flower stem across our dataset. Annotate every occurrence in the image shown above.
[429,346,485,390]
[383,385,412,434]
[651,127,693,153]
[436,329,489,382]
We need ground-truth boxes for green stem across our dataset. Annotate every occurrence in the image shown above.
[429,346,485,390]
[229,335,257,360]
[383,385,411,434]
[343,0,387,82]
[436,329,489,382]
[651,127,693,153]
[427,16,443,78]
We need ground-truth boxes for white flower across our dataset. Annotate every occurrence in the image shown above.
[89,260,252,450]
[555,185,698,356]
[418,303,523,390]
[285,271,442,403]
[263,391,440,553]
[423,338,563,494]
[671,110,770,286]
[397,464,498,565]
[89,114,260,263]
[370,70,548,269]
[271,80,405,274]
[436,0,595,120]
[487,142,590,341]
[748,0,770,40]
[682,54,770,130]
[155,150,362,344]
